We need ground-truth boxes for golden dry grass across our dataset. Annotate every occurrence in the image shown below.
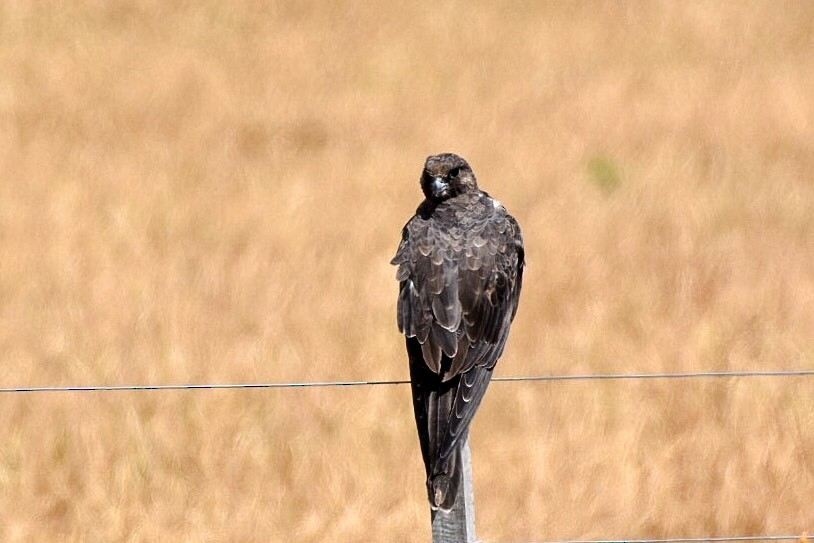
[1,2,814,541]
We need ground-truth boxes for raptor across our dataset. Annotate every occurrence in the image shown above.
[392,153,524,510]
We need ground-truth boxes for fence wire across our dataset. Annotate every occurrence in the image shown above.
[0,369,812,394]
[520,535,809,543]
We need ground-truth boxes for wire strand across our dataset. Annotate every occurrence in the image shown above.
[521,535,809,543]
[1,369,812,394]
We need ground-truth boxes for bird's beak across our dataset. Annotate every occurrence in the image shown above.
[430,176,449,198]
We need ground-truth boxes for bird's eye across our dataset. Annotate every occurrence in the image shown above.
[449,167,460,178]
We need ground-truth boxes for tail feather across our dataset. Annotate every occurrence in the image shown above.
[427,443,462,511]
[407,336,476,512]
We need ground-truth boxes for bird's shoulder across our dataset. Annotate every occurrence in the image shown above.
[391,191,523,287]
[404,191,517,243]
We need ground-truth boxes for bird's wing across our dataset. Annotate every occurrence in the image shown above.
[438,210,524,460]
[453,211,524,375]
[393,214,465,373]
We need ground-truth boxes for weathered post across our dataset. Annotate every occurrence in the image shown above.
[431,436,478,543]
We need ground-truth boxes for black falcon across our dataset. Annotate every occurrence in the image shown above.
[391,153,524,510]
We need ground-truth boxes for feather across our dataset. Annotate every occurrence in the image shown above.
[394,153,525,511]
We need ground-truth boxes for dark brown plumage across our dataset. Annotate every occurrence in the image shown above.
[391,153,524,510]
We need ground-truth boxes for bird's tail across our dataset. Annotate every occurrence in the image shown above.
[427,444,462,511]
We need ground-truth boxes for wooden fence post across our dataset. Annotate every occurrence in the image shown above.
[431,435,478,543]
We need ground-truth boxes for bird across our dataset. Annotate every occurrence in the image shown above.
[391,153,524,511]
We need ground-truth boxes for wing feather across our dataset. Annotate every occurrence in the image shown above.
[394,193,525,506]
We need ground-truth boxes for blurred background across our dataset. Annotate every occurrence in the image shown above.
[1,2,813,541]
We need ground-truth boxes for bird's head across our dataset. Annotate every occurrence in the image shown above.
[420,153,478,203]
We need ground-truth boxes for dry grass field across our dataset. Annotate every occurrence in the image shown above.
[1,2,814,541]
